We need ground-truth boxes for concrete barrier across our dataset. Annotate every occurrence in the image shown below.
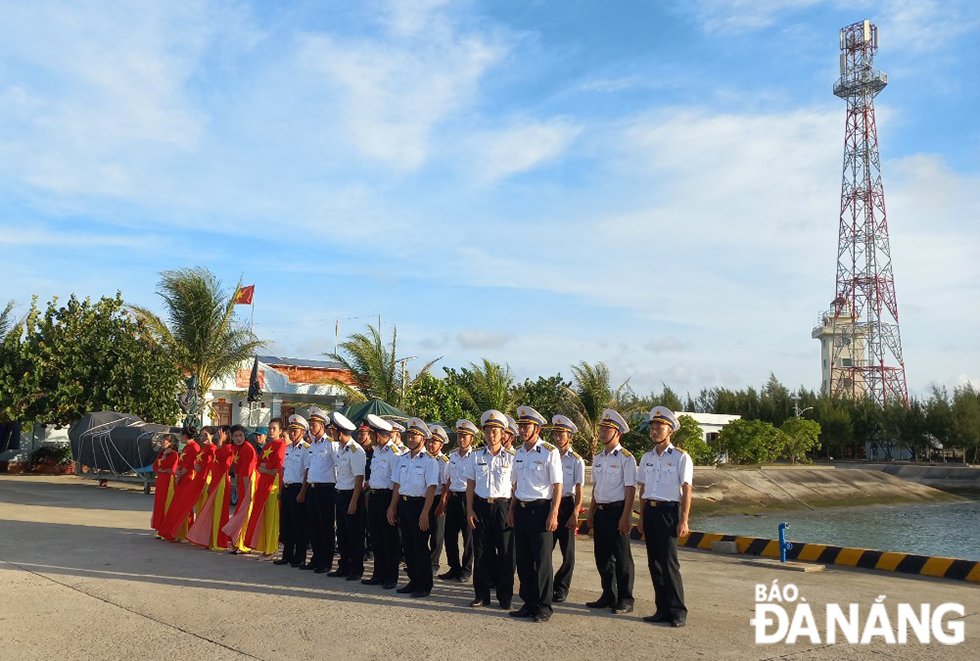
[678,530,980,583]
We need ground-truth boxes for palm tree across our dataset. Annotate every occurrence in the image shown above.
[456,359,518,415]
[129,268,265,398]
[565,360,633,458]
[0,301,14,340]
[327,323,438,407]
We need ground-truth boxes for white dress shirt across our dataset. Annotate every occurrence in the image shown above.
[591,444,637,503]
[336,439,366,490]
[559,448,585,497]
[448,449,474,493]
[393,449,441,497]
[369,441,404,490]
[463,446,514,499]
[432,451,449,495]
[306,434,338,484]
[283,441,310,485]
[637,443,693,502]
[512,440,562,502]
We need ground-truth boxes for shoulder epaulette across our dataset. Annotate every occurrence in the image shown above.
[571,451,582,460]
[621,449,633,458]
[542,442,556,451]
[300,441,310,448]
[505,447,516,455]
[441,454,449,462]
[426,451,437,459]
[676,447,688,454]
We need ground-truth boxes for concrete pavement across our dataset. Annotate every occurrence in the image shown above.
[0,475,976,660]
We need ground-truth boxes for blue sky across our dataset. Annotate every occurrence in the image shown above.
[1,0,977,398]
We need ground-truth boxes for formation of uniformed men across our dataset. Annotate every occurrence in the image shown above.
[267,404,693,626]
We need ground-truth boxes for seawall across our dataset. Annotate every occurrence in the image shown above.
[830,462,980,494]
[688,465,963,516]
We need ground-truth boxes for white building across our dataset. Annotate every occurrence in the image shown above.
[203,355,349,428]
[812,305,867,397]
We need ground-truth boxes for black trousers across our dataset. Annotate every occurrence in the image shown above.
[280,484,307,565]
[429,505,445,570]
[444,491,473,577]
[368,489,400,583]
[642,502,686,619]
[398,497,433,592]
[514,499,554,615]
[306,483,336,571]
[472,497,513,604]
[593,502,635,606]
[336,489,365,577]
[552,495,576,597]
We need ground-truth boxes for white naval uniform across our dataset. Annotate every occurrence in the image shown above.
[447,448,474,493]
[512,439,562,501]
[283,441,310,485]
[369,441,404,490]
[336,439,367,490]
[432,451,449,495]
[637,443,693,502]
[463,446,515,499]
[393,450,442,497]
[306,434,339,484]
[559,449,585,496]
[591,444,637,503]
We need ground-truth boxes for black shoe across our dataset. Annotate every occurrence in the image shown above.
[382,581,397,590]
[612,603,634,614]
[290,562,304,568]
[457,573,471,583]
[396,584,415,594]
[299,563,316,571]
[362,577,384,585]
[553,592,567,603]
[469,598,489,608]
[643,612,670,623]
[438,570,459,580]
[273,558,291,566]
[585,600,613,609]
[533,611,552,623]
[509,607,533,618]
[314,567,328,574]
[671,618,687,628]
[345,574,362,581]
[326,569,346,577]
[499,600,512,610]
[410,590,430,598]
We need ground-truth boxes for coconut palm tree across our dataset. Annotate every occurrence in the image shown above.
[129,268,265,398]
[0,301,14,340]
[455,358,518,416]
[565,360,633,458]
[326,323,438,407]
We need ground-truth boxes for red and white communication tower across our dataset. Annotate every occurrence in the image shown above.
[813,20,908,405]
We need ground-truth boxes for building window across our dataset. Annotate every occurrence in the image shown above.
[842,358,853,367]
[823,359,827,369]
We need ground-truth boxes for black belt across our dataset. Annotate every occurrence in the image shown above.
[595,500,624,510]
[517,498,550,508]
[283,482,302,488]
[401,495,425,501]
[645,500,678,507]
[449,490,467,496]
[308,482,335,488]
[337,489,356,494]
[476,495,507,504]
[370,487,392,493]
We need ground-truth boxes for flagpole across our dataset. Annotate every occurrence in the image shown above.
[250,291,255,333]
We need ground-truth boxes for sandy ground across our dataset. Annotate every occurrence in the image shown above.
[0,474,977,661]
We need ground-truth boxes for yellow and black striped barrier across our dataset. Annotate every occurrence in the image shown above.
[575,520,979,583]
[677,531,980,583]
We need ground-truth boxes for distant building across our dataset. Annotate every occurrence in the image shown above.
[676,411,741,464]
[204,355,353,428]
[812,306,867,397]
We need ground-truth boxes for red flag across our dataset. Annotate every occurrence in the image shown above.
[234,285,255,305]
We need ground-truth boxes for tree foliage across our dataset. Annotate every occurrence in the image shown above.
[404,371,466,426]
[444,359,518,418]
[0,293,182,425]
[779,417,822,464]
[0,300,15,340]
[716,418,787,465]
[130,268,265,398]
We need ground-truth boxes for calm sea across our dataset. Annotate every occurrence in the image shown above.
[695,500,980,562]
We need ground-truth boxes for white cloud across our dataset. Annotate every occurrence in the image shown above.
[470,118,580,183]
[688,0,826,32]
[456,329,514,350]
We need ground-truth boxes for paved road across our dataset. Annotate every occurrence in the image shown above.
[0,475,976,660]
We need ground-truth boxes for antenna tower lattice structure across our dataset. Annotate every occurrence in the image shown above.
[824,19,908,405]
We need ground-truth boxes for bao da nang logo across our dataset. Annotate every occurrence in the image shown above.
[751,581,965,645]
